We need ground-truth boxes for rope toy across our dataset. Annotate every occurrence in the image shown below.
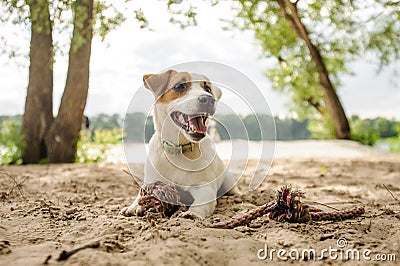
[134,182,365,227]
[211,185,365,229]
[136,181,182,217]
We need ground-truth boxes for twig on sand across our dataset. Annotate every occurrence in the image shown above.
[308,201,340,211]
[122,169,133,177]
[122,169,140,188]
[57,241,100,261]
[382,184,400,203]
[365,219,372,233]
[317,200,361,205]
[122,169,141,180]
[0,169,30,197]
[43,255,51,264]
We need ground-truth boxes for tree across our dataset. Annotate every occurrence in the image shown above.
[45,0,94,163]
[228,0,400,139]
[167,0,400,139]
[21,0,54,163]
[1,0,125,163]
[274,0,350,139]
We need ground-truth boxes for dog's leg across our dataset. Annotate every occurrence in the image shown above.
[221,171,242,196]
[120,156,163,217]
[226,186,242,196]
[187,200,217,219]
[120,193,140,216]
[180,186,218,219]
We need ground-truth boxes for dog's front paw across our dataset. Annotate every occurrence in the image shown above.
[227,186,242,196]
[176,211,203,220]
[120,205,140,217]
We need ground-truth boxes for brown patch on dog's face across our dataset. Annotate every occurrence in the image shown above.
[199,81,213,95]
[143,70,191,103]
[158,73,191,103]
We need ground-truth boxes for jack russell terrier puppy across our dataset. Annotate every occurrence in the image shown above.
[120,69,241,219]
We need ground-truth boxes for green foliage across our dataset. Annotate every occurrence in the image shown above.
[243,114,261,140]
[92,113,400,144]
[2,113,399,165]
[0,0,131,60]
[214,114,247,140]
[307,115,399,146]
[133,8,148,29]
[230,0,400,119]
[0,115,22,124]
[366,0,400,68]
[124,112,152,142]
[90,113,121,130]
[307,115,335,139]
[275,116,311,140]
[0,119,24,165]
[384,124,400,152]
[374,117,399,138]
[167,0,197,29]
[144,115,155,143]
[386,137,400,153]
[75,128,122,163]
[349,115,400,146]
[1,113,126,164]
[95,0,126,41]
[350,122,380,146]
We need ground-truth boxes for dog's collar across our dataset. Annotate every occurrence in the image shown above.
[160,138,194,155]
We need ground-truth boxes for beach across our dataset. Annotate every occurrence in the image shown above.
[1,140,399,265]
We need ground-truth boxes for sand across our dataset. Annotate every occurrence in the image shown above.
[0,141,399,265]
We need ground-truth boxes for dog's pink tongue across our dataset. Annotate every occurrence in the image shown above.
[188,115,207,134]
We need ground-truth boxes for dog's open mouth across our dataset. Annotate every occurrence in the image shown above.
[170,111,209,137]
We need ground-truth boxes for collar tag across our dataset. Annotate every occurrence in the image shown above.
[161,138,193,155]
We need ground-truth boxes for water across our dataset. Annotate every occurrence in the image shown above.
[116,140,275,164]
[375,141,390,152]
[110,139,387,164]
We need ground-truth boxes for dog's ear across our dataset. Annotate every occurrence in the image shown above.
[213,85,222,100]
[143,69,177,98]
[143,74,153,83]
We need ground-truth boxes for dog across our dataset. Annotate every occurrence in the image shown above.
[120,69,241,219]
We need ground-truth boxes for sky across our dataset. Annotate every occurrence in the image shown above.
[0,0,399,119]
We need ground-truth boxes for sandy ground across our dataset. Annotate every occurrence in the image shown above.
[1,141,400,265]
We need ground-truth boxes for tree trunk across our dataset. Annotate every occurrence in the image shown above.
[277,0,351,139]
[22,1,53,163]
[45,0,94,163]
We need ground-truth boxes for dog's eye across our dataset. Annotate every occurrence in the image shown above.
[204,85,212,94]
[173,83,187,92]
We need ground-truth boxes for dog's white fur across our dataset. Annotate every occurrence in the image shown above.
[120,70,241,219]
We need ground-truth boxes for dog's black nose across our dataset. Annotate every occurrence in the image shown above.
[198,95,215,106]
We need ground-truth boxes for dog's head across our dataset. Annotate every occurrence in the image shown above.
[143,69,221,143]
